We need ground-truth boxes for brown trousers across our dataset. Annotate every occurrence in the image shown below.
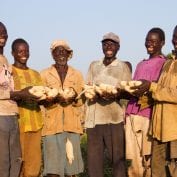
[19,130,42,177]
[152,139,177,177]
[87,123,126,177]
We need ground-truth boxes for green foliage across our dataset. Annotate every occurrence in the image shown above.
[167,53,173,59]
[79,133,89,177]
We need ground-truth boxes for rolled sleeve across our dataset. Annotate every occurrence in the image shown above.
[149,82,157,92]
[0,88,10,99]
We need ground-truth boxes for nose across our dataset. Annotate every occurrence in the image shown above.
[146,41,153,47]
[0,34,7,38]
[22,50,29,57]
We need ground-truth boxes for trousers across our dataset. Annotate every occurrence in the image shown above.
[87,123,126,177]
[0,115,22,177]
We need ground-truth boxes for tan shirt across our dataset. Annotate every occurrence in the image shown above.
[40,65,84,136]
[85,58,131,128]
[0,55,18,115]
[150,58,177,142]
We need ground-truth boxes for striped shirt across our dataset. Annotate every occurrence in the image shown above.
[12,66,43,132]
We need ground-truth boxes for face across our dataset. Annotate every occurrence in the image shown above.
[52,46,70,66]
[102,40,119,59]
[12,43,29,65]
[0,24,8,47]
[145,32,164,57]
[172,27,177,52]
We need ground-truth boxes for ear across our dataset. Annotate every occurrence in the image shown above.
[161,40,165,47]
[117,43,120,50]
[11,51,14,57]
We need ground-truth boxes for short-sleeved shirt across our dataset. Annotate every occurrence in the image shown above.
[126,56,166,119]
[85,58,132,128]
[0,55,18,115]
[12,66,43,132]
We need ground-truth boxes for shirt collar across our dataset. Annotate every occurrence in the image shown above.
[98,58,119,66]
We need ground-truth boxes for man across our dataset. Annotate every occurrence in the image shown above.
[85,32,131,177]
[41,40,84,177]
[0,22,38,177]
[133,25,177,177]
[11,38,43,177]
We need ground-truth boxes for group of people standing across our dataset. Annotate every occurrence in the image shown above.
[0,20,177,177]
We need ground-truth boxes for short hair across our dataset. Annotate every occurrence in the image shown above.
[0,22,7,34]
[173,25,177,33]
[147,27,165,42]
[0,22,6,29]
[11,38,29,52]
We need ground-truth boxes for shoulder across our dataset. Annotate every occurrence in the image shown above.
[29,68,40,75]
[123,61,132,73]
[88,60,102,70]
[0,55,8,67]
[135,59,149,68]
[89,60,100,66]
[156,56,166,63]
[68,65,83,77]
[118,59,132,73]
[40,66,53,75]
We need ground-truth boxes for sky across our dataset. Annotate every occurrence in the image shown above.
[1,0,177,78]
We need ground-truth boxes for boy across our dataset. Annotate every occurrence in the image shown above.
[11,38,43,177]
[125,28,166,177]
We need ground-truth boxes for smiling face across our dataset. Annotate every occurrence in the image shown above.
[52,46,71,66]
[172,27,177,53]
[145,32,164,58]
[102,40,119,59]
[0,23,8,48]
[12,42,29,69]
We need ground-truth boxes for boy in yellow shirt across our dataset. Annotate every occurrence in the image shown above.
[11,38,43,177]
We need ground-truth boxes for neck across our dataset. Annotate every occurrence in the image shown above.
[55,63,68,70]
[103,57,116,66]
[13,63,28,70]
[149,52,162,59]
[0,47,4,55]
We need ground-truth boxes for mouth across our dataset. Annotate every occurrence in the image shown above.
[106,50,113,55]
[0,38,6,45]
[147,47,154,52]
[59,57,66,61]
[20,57,27,60]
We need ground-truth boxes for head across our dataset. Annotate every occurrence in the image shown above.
[50,40,73,66]
[102,32,120,60]
[11,38,29,68]
[145,27,165,58]
[0,22,8,49]
[172,25,177,53]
